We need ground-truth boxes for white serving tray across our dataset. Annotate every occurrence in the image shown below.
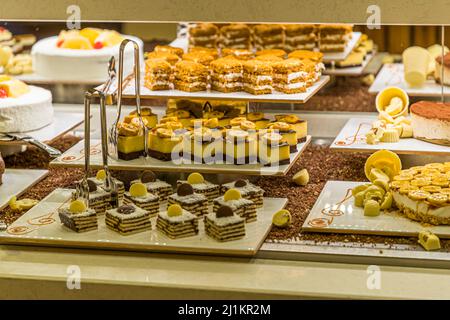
[302,180,450,238]
[369,63,450,96]
[0,188,287,256]
[0,169,49,210]
[323,53,373,76]
[330,117,450,155]
[321,32,362,63]
[14,72,106,85]
[101,74,330,104]
[49,136,311,176]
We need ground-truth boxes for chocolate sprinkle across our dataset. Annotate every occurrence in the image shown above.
[141,170,156,183]
[117,205,136,215]
[234,179,247,188]
[216,205,234,218]
[177,183,194,196]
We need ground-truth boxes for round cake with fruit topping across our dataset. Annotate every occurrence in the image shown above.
[31,28,143,82]
[0,76,53,132]
[411,101,450,145]
[390,162,450,225]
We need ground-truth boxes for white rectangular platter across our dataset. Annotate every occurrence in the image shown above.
[369,63,450,96]
[303,181,450,238]
[322,32,362,63]
[330,117,450,155]
[323,53,373,76]
[0,169,49,210]
[0,188,287,256]
[0,111,84,146]
[49,136,311,176]
[102,74,330,104]
[169,33,361,63]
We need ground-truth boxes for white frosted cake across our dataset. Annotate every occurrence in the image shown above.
[32,28,144,82]
[0,77,53,132]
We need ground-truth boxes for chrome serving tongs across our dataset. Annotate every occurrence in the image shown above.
[99,57,119,207]
[75,88,96,205]
[109,39,147,158]
[75,57,118,207]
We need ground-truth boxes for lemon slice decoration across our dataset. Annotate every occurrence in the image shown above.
[364,150,402,181]
[272,209,292,227]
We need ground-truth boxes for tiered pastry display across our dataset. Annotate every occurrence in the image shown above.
[31,28,143,81]
[318,24,353,52]
[0,76,53,132]
[144,44,324,95]
[0,27,35,75]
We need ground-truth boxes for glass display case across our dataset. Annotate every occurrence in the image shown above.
[1,0,450,299]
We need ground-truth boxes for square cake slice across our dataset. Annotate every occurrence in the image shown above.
[124,182,160,218]
[105,204,152,235]
[144,59,172,91]
[177,172,220,203]
[213,189,257,222]
[272,58,308,94]
[131,170,173,201]
[156,204,199,239]
[167,183,209,218]
[204,205,246,242]
[221,179,264,208]
[58,199,98,233]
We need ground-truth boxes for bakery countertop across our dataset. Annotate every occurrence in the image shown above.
[1,244,450,299]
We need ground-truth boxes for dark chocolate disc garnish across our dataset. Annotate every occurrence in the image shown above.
[117,205,136,215]
[141,170,156,183]
[87,180,97,192]
[216,205,234,218]
[177,183,194,196]
[234,179,247,188]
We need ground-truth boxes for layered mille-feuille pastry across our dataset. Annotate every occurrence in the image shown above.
[243,60,273,95]
[253,24,284,51]
[144,59,172,91]
[219,24,252,49]
[272,58,308,93]
[284,24,317,52]
[210,57,243,93]
[173,60,208,92]
[188,23,219,48]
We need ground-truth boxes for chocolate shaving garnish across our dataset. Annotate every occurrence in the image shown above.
[234,179,247,188]
[216,205,234,218]
[117,205,135,215]
[87,180,97,192]
[141,170,156,183]
[177,183,194,196]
